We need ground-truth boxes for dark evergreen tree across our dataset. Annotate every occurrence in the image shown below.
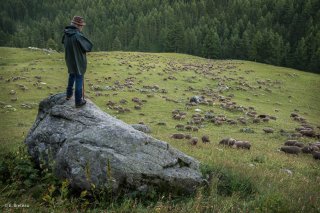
[47,38,58,50]
[112,36,122,50]
[202,28,220,59]
[165,21,184,53]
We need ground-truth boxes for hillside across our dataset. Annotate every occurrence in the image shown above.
[0,47,320,212]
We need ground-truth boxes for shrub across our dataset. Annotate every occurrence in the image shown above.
[0,146,39,188]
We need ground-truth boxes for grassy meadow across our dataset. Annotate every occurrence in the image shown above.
[0,47,320,212]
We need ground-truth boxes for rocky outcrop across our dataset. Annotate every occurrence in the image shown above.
[24,93,204,194]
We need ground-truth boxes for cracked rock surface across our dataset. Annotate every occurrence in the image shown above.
[24,93,204,193]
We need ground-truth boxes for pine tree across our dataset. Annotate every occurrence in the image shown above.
[47,38,58,50]
[165,21,184,52]
[112,36,122,50]
[202,28,220,59]
[295,38,308,70]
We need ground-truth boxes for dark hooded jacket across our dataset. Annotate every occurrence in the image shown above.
[62,25,93,75]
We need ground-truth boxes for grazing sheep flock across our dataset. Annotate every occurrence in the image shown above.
[1,48,319,163]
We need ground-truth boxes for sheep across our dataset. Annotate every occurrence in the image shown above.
[219,138,236,146]
[201,135,210,143]
[134,105,142,110]
[170,133,185,139]
[290,133,302,138]
[262,118,270,122]
[189,137,198,145]
[192,126,199,132]
[253,118,260,124]
[214,120,223,126]
[269,116,277,120]
[300,129,315,137]
[185,134,192,139]
[233,141,251,150]
[185,125,193,131]
[313,151,320,160]
[302,145,319,154]
[258,114,268,119]
[228,120,237,125]
[173,114,181,120]
[175,124,185,130]
[280,146,301,154]
[284,140,298,146]
[263,127,274,133]
[11,97,18,102]
[293,142,305,148]
[284,140,304,147]
[313,142,320,148]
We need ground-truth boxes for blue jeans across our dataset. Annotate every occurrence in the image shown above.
[66,73,84,104]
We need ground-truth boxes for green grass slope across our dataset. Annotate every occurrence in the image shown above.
[0,47,320,212]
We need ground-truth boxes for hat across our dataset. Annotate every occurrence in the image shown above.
[71,16,86,26]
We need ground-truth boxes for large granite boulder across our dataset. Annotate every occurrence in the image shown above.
[24,93,204,194]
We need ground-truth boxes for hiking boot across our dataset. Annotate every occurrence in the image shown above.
[75,100,87,108]
[66,95,72,100]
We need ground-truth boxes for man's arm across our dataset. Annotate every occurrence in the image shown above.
[76,34,93,52]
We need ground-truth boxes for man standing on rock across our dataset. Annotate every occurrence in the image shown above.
[62,16,93,107]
